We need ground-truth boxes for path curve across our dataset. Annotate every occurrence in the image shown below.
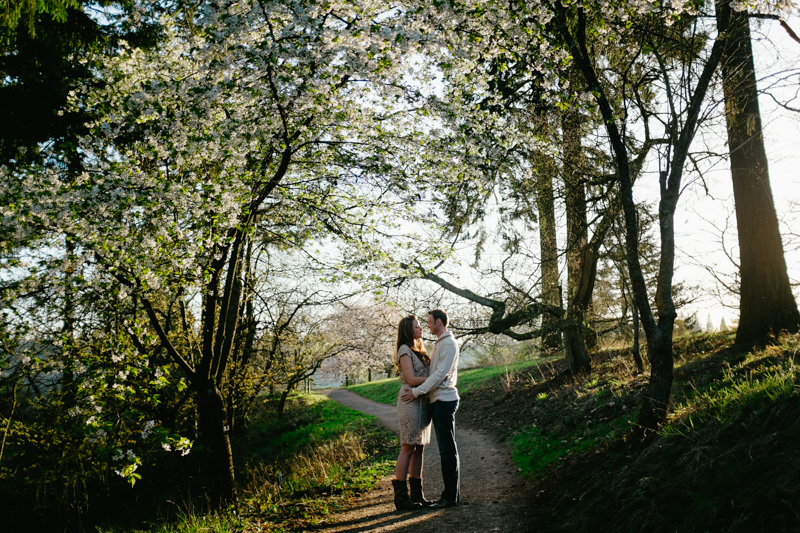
[316,389,533,532]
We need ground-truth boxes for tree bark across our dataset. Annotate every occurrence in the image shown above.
[227,239,257,435]
[622,274,645,372]
[718,3,800,347]
[562,96,593,374]
[619,269,644,372]
[277,385,293,418]
[533,141,563,355]
[196,382,236,508]
[631,296,643,372]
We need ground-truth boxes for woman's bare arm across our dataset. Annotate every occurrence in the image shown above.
[399,355,427,386]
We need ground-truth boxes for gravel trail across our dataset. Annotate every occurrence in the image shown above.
[315,389,534,533]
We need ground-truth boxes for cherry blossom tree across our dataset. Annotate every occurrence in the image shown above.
[1,0,439,506]
[318,302,402,384]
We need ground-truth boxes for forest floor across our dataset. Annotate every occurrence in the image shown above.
[324,331,800,533]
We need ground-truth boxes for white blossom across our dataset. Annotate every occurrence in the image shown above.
[141,420,156,439]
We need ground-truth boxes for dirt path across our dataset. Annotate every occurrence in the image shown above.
[316,389,534,532]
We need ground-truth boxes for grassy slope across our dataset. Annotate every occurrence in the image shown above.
[234,392,387,464]
[346,333,800,532]
[91,393,397,533]
[530,336,800,533]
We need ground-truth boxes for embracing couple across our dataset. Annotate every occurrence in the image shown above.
[392,309,460,511]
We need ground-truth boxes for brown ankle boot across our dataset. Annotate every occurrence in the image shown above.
[409,477,432,506]
[392,479,423,511]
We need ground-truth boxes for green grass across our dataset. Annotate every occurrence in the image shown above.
[672,330,736,359]
[458,358,549,394]
[232,393,396,530]
[666,345,800,437]
[511,413,634,478]
[505,337,779,483]
[234,391,387,463]
[615,348,800,531]
[345,377,399,405]
[346,358,550,405]
[106,513,249,533]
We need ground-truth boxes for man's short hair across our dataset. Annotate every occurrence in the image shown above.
[428,309,448,327]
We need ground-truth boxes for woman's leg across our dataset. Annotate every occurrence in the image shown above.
[409,445,424,479]
[394,444,415,481]
[408,445,431,505]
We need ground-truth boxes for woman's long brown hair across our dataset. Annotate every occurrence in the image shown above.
[395,315,430,368]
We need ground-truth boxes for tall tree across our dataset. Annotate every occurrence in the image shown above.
[0,2,159,167]
[716,3,800,348]
[408,0,754,427]
[407,1,666,374]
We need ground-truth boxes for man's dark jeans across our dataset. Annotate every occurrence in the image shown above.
[430,399,460,502]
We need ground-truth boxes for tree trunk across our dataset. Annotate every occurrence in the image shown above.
[562,98,593,374]
[533,147,563,355]
[585,300,598,351]
[196,383,236,508]
[718,3,800,347]
[277,385,292,418]
[621,273,644,372]
[61,236,77,411]
[228,239,257,435]
[630,288,644,373]
[636,332,673,429]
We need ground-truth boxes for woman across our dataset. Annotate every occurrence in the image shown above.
[392,315,433,510]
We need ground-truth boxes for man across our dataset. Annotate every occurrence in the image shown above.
[400,309,460,508]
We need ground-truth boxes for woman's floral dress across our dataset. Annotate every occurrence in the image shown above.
[396,344,432,445]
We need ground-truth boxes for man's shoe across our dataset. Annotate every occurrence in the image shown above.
[428,497,457,509]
